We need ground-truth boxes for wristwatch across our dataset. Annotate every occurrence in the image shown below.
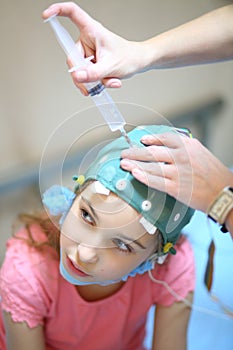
[207,186,233,232]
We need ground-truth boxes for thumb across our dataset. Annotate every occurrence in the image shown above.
[70,61,122,88]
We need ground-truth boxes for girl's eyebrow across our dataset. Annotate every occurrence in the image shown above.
[118,234,146,250]
[80,195,99,221]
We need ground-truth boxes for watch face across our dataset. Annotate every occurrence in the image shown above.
[208,188,233,224]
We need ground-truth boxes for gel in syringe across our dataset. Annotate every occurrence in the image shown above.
[45,15,132,147]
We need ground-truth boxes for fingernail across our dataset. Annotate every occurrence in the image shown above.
[43,6,58,16]
[121,150,130,157]
[42,9,50,15]
[141,135,153,144]
[75,70,88,81]
[80,88,89,96]
[109,82,121,88]
[120,159,130,169]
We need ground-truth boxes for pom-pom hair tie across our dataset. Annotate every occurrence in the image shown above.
[42,185,75,224]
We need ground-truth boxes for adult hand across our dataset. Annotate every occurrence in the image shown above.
[120,132,233,213]
[42,2,144,95]
[43,3,233,96]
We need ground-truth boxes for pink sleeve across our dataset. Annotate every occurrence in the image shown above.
[151,237,195,306]
[0,227,59,328]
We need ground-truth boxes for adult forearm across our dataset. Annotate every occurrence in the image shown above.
[141,5,233,71]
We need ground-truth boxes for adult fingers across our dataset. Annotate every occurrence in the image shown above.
[68,58,122,92]
[43,4,124,87]
[102,78,122,89]
[42,2,94,28]
[70,64,122,86]
[130,165,192,204]
[120,159,174,179]
[121,146,174,164]
[67,47,122,87]
[67,56,89,96]
[130,168,174,195]
[141,132,187,149]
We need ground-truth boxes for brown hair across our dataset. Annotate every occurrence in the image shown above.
[12,183,87,255]
[14,212,61,255]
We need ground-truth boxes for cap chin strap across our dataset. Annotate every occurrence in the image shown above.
[60,248,161,286]
[60,259,120,286]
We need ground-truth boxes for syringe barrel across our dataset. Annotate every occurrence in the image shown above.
[69,38,126,132]
[47,15,126,132]
[91,90,125,132]
[48,16,98,91]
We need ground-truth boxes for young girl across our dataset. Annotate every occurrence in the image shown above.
[0,125,195,350]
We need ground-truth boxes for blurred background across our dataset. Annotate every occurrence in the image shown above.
[0,1,233,348]
[0,0,233,257]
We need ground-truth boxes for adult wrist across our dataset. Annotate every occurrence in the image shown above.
[126,41,150,76]
[207,186,233,231]
[141,39,161,71]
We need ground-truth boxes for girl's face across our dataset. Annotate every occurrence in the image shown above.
[60,182,158,284]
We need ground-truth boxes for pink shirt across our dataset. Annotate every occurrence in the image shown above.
[0,225,195,350]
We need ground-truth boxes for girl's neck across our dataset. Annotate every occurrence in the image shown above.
[76,280,125,302]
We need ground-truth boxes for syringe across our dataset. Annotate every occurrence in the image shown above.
[45,15,132,147]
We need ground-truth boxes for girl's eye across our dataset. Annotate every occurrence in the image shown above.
[113,238,133,253]
[80,209,94,225]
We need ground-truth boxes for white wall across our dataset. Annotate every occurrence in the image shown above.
[1,0,233,177]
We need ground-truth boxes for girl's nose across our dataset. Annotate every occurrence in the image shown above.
[77,244,98,263]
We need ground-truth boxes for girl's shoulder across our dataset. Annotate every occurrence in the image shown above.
[0,224,60,328]
[6,223,58,259]
[3,223,59,282]
[149,236,195,305]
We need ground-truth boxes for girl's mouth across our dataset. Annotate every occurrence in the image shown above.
[66,256,92,277]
